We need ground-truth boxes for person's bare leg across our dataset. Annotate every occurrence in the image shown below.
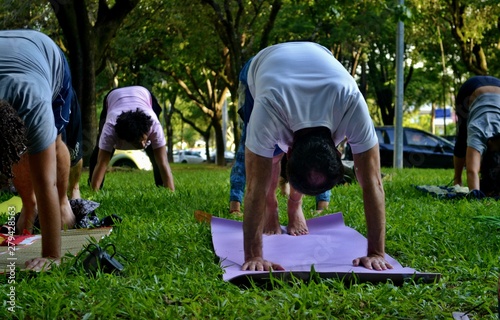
[68,159,82,199]
[263,155,282,235]
[278,176,290,196]
[316,200,329,213]
[12,154,37,234]
[229,200,241,215]
[287,185,308,236]
[56,136,75,229]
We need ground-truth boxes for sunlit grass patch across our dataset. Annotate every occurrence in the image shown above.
[1,165,499,319]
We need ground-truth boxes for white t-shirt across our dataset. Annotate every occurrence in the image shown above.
[245,42,377,158]
[98,86,166,152]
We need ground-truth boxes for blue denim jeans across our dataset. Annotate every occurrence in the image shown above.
[229,58,331,205]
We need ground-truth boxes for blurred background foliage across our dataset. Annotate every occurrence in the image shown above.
[0,0,498,163]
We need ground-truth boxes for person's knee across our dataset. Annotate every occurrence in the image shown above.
[20,193,36,210]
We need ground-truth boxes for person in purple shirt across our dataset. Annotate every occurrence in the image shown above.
[89,86,175,191]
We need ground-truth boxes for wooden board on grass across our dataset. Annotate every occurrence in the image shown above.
[0,228,112,272]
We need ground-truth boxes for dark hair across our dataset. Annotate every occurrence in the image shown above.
[0,100,27,178]
[115,108,153,143]
[480,135,500,196]
[287,128,344,196]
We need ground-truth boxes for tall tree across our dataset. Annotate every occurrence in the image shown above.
[49,0,140,163]
[129,0,284,165]
[196,0,283,161]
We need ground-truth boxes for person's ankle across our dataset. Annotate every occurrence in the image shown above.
[316,201,329,211]
[229,201,241,214]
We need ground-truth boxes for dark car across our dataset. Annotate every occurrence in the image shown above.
[371,126,455,168]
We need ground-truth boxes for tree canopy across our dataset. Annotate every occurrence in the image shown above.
[0,0,499,163]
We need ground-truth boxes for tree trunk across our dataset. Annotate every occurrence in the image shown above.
[212,118,226,166]
[448,0,488,75]
[49,0,140,165]
[164,95,176,163]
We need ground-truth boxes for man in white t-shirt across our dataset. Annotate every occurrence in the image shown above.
[89,86,175,191]
[240,42,392,272]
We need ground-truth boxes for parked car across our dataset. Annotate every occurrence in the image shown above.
[173,150,206,164]
[109,150,153,171]
[209,151,235,164]
[371,126,455,168]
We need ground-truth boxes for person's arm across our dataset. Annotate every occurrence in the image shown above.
[242,147,284,271]
[465,147,481,191]
[153,145,175,191]
[90,149,112,191]
[453,156,466,186]
[25,141,61,270]
[351,144,393,270]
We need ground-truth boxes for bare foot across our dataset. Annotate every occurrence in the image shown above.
[61,199,75,229]
[287,201,308,236]
[16,207,37,235]
[25,257,60,272]
[263,208,282,235]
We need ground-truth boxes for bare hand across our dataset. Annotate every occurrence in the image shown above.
[25,257,60,272]
[242,257,285,271]
[352,255,393,271]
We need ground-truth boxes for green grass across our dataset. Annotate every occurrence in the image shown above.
[1,164,499,319]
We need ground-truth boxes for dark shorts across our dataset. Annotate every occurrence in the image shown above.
[52,50,73,135]
[61,89,83,166]
[56,51,82,166]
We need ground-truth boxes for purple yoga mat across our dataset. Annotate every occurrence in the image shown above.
[211,212,440,285]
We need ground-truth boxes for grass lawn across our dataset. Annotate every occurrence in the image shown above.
[1,163,499,319]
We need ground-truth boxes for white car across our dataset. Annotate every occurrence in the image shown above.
[173,150,206,164]
[109,150,153,171]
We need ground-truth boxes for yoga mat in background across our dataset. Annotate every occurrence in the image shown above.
[211,213,440,286]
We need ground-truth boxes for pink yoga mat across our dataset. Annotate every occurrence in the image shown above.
[211,213,440,285]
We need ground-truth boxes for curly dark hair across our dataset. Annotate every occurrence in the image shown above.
[287,127,344,196]
[0,100,27,178]
[480,135,500,196]
[114,108,153,143]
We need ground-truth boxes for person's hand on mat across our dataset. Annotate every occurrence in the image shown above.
[242,257,285,272]
[352,255,393,271]
[25,257,60,272]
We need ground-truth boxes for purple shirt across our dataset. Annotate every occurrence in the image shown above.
[98,86,166,152]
